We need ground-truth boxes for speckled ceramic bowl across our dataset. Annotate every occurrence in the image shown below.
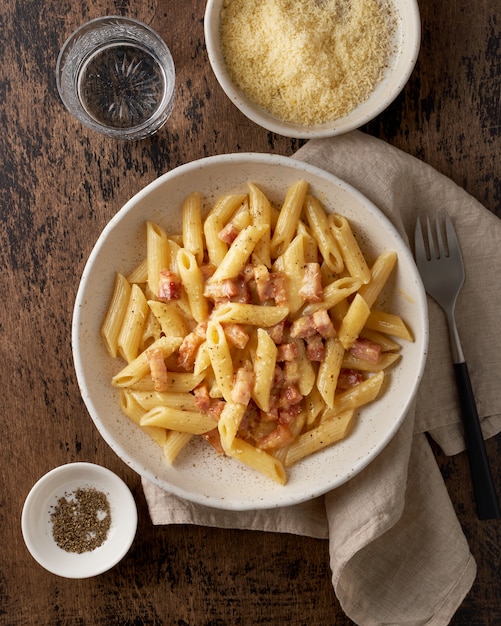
[72,153,428,510]
[204,0,421,138]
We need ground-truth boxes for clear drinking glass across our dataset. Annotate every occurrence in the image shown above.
[56,17,176,140]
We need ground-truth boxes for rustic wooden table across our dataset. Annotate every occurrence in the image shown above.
[1,1,500,624]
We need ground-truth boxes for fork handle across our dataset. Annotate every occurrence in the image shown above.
[454,362,500,519]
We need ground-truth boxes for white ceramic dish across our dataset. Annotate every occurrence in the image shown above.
[21,463,137,578]
[72,153,428,510]
[204,0,421,138]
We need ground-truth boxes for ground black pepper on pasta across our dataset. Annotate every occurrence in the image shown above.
[50,487,111,553]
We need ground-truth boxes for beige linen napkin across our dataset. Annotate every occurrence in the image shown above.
[142,131,501,625]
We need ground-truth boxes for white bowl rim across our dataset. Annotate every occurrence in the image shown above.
[72,152,429,510]
[204,0,422,138]
[21,462,137,578]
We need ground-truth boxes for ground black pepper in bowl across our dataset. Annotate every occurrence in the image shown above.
[50,487,111,553]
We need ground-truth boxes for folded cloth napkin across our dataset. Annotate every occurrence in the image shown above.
[142,131,501,625]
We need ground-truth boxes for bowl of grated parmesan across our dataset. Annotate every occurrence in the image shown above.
[204,0,420,137]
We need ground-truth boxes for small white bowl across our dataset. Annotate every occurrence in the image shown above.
[21,463,137,578]
[204,0,421,138]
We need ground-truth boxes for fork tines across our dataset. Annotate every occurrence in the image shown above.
[415,212,461,262]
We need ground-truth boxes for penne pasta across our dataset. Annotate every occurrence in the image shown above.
[358,251,397,308]
[248,182,272,267]
[182,191,204,265]
[252,328,278,411]
[329,371,385,417]
[127,258,148,284]
[225,437,287,485]
[301,276,362,317]
[101,180,413,485]
[328,213,371,283]
[212,302,288,327]
[177,248,209,323]
[337,293,371,350]
[316,337,345,408]
[273,231,308,315]
[205,320,234,402]
[365,310,414,341]
[146,221,170,297]
[140,310,162,351]
[119,390,167,446]
[163,431,193,464]
[342,351,401,372]
[209,223,269,283]
[206,192,247,222]
[147,300,189,338]
[111,336,182,387]
[304,195,344,273]
[285,410,355,467]
[101,273,131,358]
[126,372,204,393]
[140,405,216,434]
[294,338,316,397]
[204,193,247,265]
[218,401,247,452]
[270,179,308,257]
[117,283,149,363]
[127,389,198,411]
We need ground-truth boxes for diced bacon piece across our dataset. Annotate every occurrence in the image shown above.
[193,383,211,411]
[222,323,249,349]
[157,269,182,301]
[268,389,280,413]
[290,315,317,339]
[289,317,307,339]
[267,320,285,344]
[237,402,261,440]
[218,222,239,244]
[178,330,204,370]
[193,385,226,420]
[270,271,287,306]
[200,264,217,281]
[349,338,382,363]
[291,310,335,341]
[283,359,299,383]
[229,277,251,303]
[208,399,226,421]
[278,383,303,409]
[278,402,303,424]
[276,342,299,362]
[254,264,274,301]
[259,410,279,423]
[202,428,224,454]
[312,309,336,338]
[204,279,239,300]
[241,264,255,283]
[305,335,325,361]
[337,368,364,391]
[273,365,285,388]
[257,424,294,450]
[299,263,324,302]
[146,347,169,392]
[232,367,255,404]
[194,321,208,338]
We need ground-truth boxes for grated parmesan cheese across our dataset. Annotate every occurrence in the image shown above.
[220,0,395,125]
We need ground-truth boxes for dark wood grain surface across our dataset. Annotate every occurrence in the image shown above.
[1,1,500,624]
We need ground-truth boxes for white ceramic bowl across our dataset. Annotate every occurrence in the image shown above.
[21,463,137,578]
[72,153,428,510]
[204,0,421,138]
